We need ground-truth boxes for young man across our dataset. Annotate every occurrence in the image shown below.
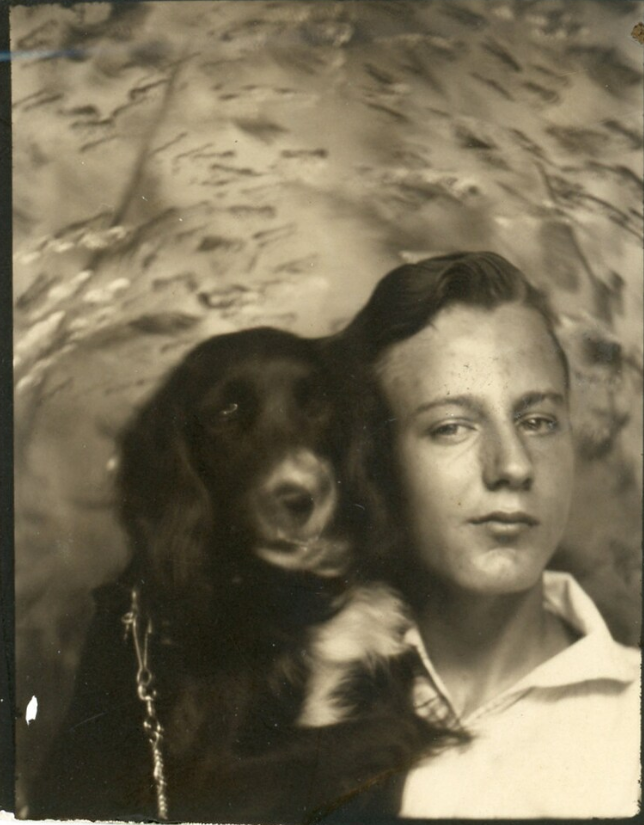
[340,252,640,818]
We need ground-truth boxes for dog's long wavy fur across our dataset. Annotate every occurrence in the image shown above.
[31,327,463,823]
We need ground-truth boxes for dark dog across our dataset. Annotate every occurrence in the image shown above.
[31,328,459,823]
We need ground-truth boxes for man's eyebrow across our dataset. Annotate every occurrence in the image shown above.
[413,395,482,417]
[413,391,566,418]
[513,391,566,414]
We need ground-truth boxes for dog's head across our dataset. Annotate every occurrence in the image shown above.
[117,328,353,614]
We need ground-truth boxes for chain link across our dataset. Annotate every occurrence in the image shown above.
[123,588,169,819]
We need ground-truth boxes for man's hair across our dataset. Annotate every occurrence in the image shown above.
[342,250,569,385]
[329,251,570,586]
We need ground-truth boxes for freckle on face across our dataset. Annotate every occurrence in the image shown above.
[377,303,574,596]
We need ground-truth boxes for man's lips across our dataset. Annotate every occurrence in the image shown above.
[470,512,539,526]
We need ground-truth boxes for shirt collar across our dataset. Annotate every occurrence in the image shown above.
[525,570,638,688]
[404,571,638,721]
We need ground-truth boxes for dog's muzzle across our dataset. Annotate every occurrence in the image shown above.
[251,449,346,574]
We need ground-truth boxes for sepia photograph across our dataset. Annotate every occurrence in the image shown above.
[10,0,642,821]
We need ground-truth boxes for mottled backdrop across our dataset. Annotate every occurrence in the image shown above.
[12,0,642,809]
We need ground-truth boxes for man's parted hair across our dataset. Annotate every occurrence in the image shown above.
[343,250,569,385]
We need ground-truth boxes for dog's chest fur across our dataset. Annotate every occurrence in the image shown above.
[299,583,412,726]
[161,583,414,751]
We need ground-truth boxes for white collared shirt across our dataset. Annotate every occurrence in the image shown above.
[400,571,641,819]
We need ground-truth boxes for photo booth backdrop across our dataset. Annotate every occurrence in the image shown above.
[12,0,642,806]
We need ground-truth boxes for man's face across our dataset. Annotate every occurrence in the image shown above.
[377,302,574,596]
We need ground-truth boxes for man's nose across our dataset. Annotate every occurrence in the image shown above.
[482,425,534,491]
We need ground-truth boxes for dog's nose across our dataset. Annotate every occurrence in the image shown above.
[274,484,316,524]
[255,450,338,540]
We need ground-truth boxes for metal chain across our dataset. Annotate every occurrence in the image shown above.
[122,588,169,820]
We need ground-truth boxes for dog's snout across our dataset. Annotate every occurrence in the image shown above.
[254,450,338,540]
[274,484,316,523]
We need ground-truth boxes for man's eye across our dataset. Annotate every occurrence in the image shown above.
[518,415,559,434]
[429,422,472,441]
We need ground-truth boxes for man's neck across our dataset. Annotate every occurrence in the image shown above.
[413,576,573,718]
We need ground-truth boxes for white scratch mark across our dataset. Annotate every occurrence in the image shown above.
[25,695,38,725]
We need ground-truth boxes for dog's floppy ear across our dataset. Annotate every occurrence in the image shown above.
[117,378,212,596]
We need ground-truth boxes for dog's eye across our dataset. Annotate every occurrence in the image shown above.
[199,381,256,430]
[219,401,239,418]
[219,402,239,419]
[199,401,242,429]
